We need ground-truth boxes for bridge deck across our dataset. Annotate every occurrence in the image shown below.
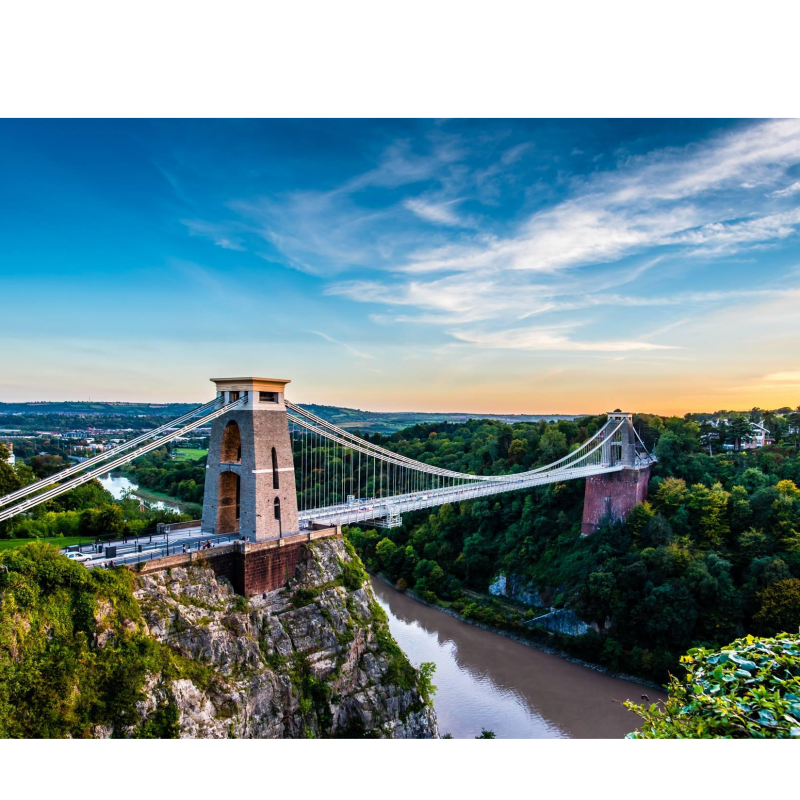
[299,462,628,527]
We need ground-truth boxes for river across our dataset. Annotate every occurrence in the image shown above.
[98,471,186,513]
[372,578,665,739]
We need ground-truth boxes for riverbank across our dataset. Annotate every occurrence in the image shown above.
[101,470,194,513]
[371,572,664,694]
[124,480,193,512]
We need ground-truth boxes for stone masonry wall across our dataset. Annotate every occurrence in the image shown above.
[201,406,300,541]
[133,528,341,597]
[581,465,652,535]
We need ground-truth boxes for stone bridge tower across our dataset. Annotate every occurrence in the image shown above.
[581,411,652,535]
[201,377,299,541]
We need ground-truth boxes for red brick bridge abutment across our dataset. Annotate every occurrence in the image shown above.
[132,525,341,596]
[580,464,652,535]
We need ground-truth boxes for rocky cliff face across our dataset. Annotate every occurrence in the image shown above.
[128,538,437,738]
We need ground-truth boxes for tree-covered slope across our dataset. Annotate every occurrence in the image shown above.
[348,414,800,683]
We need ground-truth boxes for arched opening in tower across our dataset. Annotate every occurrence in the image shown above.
[217,471,241,533]
[221,420,242,463]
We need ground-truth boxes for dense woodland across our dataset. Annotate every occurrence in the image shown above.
[347,412,800,682]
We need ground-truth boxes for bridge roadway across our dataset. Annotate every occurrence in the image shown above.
[298,461,627,527]
[64,528,242,569]
[72,461,637,568]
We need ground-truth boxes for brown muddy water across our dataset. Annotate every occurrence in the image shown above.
[372,578,666,739]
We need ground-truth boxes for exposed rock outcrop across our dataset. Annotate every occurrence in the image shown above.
[525,608,590,636]
[128,538,438,738]
[490,574,591,635]
[489,573,549,607]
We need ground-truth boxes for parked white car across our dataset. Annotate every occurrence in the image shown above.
[65,551,93,563]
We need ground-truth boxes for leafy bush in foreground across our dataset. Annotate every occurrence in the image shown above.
[626,633,800,738]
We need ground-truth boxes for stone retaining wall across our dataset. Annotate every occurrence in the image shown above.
[132,526,341,596]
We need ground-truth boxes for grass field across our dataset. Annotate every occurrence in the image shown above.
[0,536,85,552]
[173,448,208,461]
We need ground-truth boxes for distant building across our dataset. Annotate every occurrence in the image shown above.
[749,421,773,449]
[71,442,106,453]
[722,421,773,450]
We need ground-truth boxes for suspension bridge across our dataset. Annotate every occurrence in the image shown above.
[0,377,656,555]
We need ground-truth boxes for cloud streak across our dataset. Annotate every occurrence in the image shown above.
[309,330,375,361]
[450,325,676,353]
[181,219,245,251]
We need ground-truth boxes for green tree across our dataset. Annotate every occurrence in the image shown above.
[639,514,674,547]
[375,538,398,570]
[652,477,689,519]
[728,485,752,533]
[687,482,730,548]
[537,426,568,464]
[753,579,800,635]
[0,444,21,496]
[728,415,752,452]
[627,502,655,537]
[740,468,767,494]
[417,662,437,705]
[507,438,528,466]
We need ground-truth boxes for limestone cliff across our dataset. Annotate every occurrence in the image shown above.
[129,538,438,738]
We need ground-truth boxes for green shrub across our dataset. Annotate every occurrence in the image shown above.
[339,556,368,591]
[417,661,437,705]
[290,587,318,608]
[230,595,249,613]
[626,634,800,738]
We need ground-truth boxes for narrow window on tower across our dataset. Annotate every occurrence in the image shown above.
[272,447,279,489]
[235,474,241,520]
[274,497,281,520]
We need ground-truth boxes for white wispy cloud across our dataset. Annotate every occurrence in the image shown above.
[770,180,800,198]
[669,208,800,255]
[450,325,676,352]
[342,137,467,192]
[181,219,245,251]
[404,198,463,226]
[309,330,375,361]
[327,275,794,328]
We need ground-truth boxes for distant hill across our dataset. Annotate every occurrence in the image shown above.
[0,401,197,416]
[0,400,585,435]
[299,403,583,434]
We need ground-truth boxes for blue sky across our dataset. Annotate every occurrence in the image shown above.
[2,119,800,414]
